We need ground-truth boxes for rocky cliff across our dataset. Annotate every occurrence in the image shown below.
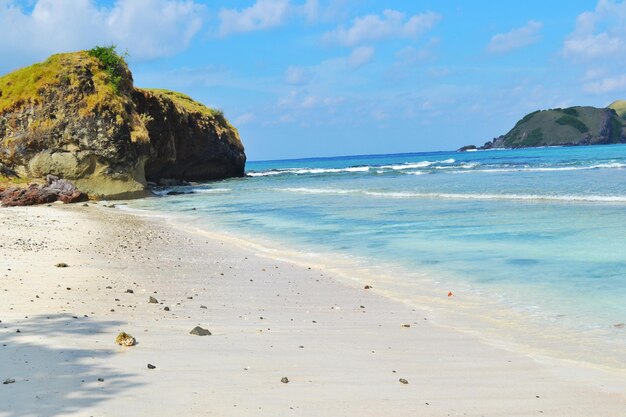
[460,105,626,151]
[0,48,245,199]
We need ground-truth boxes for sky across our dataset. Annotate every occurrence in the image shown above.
[1,0,626,160]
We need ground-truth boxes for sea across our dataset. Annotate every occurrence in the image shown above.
[125,144,626,369]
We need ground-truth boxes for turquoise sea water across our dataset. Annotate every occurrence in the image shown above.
[127,144,626,367]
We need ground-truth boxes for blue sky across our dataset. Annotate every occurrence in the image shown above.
[1,0,626,160]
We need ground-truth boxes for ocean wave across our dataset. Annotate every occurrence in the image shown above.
[247,166,370,177]
[276,187,626,203]
[192,188,233,194]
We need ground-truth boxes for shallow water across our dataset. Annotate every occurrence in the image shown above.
[128,144,626,368]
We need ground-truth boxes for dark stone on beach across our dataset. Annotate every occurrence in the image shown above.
[190,326,211,336]
[399,378,409,384]
[281,377,289,384]
[147,364,156,370]
[0,176,87,207]
[402,324,411,328]
[200,305,207,309]
[615,323,625,329]
[164,307,170,311]
[55,263,68,268]
[364,285,372,289]
[125,289,134,294]
[148,296,158,304]
[98,378,104,382]
[3,378,15,385]
[15,329,20,333]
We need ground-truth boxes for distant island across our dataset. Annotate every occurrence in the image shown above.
[0,46,245,202]
[459,101,626,151]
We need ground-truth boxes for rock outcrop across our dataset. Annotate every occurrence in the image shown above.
[0,175,87,206]
[460,105,626,151]
[0,48,245,200]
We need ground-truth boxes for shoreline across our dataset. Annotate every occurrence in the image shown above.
[120,202,626,372]
[1,203,625,416]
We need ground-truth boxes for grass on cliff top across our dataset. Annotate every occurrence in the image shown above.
[608,100,626,119]
[142,88,224,117]
[141,88,243,148]
[0,50,127,116]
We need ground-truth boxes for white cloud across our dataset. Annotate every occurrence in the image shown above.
[486,20,543,54]
[218,0,291,36]
[324,9,440,46]
[0,0,204,63]
[563,0,626,62]
[583,74,626,93]
[347,46,374,68]
[284,66,312,85]
[235,112,256,125]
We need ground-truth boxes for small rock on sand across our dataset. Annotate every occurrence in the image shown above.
[55,263,68,268]
[147,364,156,369]
[190,326,211,336]
[115,332,136,346]
[148,296,158,304]
[281,377,289,384]
[164,307,170,311]
[364,285,372,289]
[399,378,409,384]
[3,378,15,385]
[125,289,134,294]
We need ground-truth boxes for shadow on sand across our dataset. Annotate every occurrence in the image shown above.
[0,313,141,416]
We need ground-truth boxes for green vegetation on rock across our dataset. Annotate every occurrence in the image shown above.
[608,100,626,120]
[88,45,128,94]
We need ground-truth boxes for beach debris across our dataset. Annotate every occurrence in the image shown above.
[3,378,15,385]
[164,307,170,311]
[190,326,211,336]
[402,324,411,328]
[115,332,136,346]
[364,285,372,289]
[147,364,156,370]
[148,296,158,304]
[614,323,625,329]
[200,305,207,309]
[55,262,69,268]
[281,377,289,384]
[399,378,409,384]
[447,291,454,297]
[125,289,134,294]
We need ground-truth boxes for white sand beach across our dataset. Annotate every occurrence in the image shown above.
[0,204,625,417]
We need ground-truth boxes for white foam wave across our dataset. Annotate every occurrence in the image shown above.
[247,166,370,177]
[381,158,455,170]
[276,187,626,203]
[193,188,233,194]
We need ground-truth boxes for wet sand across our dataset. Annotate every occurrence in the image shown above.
[0,204,624,417]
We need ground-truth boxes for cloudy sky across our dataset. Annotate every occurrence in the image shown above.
[1,0,625,160]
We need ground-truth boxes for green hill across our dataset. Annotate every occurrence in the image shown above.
[476,105,626,150]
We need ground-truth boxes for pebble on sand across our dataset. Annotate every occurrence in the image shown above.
[281,377,289,384]
[55,263,69,268]
[115,332,136,346]
[364,285,372,289]
[190,326,211,336]
[125,289,134,294]
[147,364,156,369]
[399,378,409,384]
[3,378,15,385]
[148,296,158,304]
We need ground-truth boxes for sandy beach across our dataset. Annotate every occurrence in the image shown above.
[0,204,625,417]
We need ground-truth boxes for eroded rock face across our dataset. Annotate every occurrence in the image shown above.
[134,89,245,181]
[0,51,245,200]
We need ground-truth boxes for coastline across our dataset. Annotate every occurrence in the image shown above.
[1,203,625,416]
